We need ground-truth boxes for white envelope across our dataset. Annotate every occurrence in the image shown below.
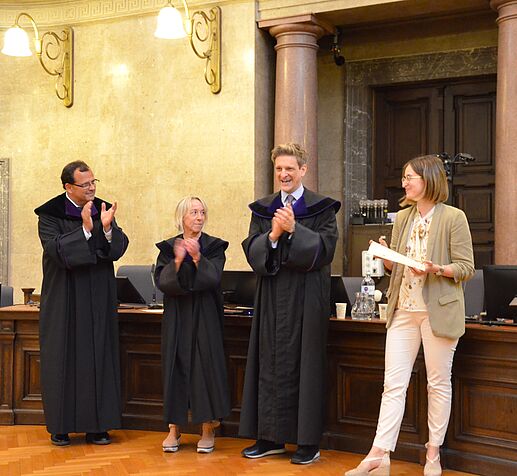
[368,241,426,271]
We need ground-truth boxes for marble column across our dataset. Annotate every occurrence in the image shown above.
[490,0,517,264]
[259,15,334,191]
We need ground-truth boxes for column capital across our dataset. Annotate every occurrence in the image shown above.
[258,14,335,40]
[490,0,517,22]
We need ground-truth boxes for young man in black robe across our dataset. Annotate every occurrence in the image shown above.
[240,143,341,464]
[34,161,128,446]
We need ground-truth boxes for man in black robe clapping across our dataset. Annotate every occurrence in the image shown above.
[240,144,340,465]
[34,161,128,446]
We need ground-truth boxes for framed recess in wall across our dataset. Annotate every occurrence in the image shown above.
[0,158,9,285]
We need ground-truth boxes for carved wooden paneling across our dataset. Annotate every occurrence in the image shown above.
[338,365,384,424]
[456,378,517,443]
[374,87,441,211]
[444,80,496,268]
[22,350,41,400]
[12,325,44,424]
[0,320,14,424]
[2,307,517,475]
[456,188,493,225]
[227,355,246,411]
[445,327,517,476]
[125,351,162,404]
[221,316,251,436]
[456,186,494,266]
[119,315,165,431]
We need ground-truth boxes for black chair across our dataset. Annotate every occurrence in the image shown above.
[116,265,163,305]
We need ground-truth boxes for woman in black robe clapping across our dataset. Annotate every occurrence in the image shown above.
[155,196,230,453]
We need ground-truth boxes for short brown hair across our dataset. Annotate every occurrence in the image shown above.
[175,196,208,232]
[271,143,308,167]
[61,161,90,189]
[399,155,449,207]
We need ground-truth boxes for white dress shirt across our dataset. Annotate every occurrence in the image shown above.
[270,185,304,248]
[66,193,112,242]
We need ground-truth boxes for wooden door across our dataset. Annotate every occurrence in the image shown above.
[373,77,496,267]
[374,86,442,211]
[444,81,496,267]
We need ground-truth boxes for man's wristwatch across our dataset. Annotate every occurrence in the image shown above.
[435,265,445,276]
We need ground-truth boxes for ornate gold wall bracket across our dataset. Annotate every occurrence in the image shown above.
[155,2,222,94]
[188,7,221,94]
[2,13,74,107]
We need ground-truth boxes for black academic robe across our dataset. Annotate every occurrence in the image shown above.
[155,233,231,425]
[34,193,128,435]
[239,189,340,446]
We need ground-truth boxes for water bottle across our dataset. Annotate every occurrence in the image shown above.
[361,274,375,297]
[351,292,373,321]
[361,274,376,319]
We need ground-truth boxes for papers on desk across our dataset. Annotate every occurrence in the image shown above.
[367,241,426,271]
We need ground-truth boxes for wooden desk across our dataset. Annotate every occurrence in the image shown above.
[1,306,516,475]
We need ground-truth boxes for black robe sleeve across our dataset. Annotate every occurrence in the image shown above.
[156,238,228,296]
[96,220,128,261]
[191,253,226,291]
[242,215,280,276]
[38,214,128,270]
[242,207,338,275]
[38,214,97,269]
[281,207,338,271]
[155,251,191,296]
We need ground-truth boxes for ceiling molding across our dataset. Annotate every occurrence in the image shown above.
[0,0,237,28]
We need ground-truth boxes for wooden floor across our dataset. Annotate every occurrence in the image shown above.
[0,426,477,476]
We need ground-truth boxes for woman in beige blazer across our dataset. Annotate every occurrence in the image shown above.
[345,156,474,476]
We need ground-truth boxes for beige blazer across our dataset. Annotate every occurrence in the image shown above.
[386,203,475,339]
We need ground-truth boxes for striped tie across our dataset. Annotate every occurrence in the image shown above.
[285,194,295,206]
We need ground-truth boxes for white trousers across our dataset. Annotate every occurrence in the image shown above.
[373,310,458,452]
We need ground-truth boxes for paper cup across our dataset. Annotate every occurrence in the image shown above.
[378,303,388,321]
[336,302,347,319]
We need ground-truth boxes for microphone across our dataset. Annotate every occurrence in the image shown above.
[148,264,162,309]
[456,153,474,163]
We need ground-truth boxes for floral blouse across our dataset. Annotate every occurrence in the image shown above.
[397,207,435,312]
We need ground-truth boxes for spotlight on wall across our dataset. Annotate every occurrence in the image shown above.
[331,30,345,67]
[1,12,74,107]
[155,1,221,94]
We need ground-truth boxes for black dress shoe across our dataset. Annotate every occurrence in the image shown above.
[86,432,111,445]
[241,439,286,458]
[50,434,70,446]
[291,445,320,464]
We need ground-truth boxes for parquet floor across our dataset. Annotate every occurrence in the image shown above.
[0,426,477,476]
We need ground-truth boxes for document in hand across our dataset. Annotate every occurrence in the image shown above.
[367,241,426,271]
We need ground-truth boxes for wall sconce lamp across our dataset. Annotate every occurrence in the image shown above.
[155,1,221,94]
[1,12,74,107]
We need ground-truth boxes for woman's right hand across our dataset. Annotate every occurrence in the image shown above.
[378,235,388,247]
[370,236,393,271]
[174,238,187,261]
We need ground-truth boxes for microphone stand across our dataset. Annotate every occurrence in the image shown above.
[148,264,162,309]
[437,152,475,206]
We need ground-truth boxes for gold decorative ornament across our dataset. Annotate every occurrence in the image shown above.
[1,12,74,107]
[155,1,221,94]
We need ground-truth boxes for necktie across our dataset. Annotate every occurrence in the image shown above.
[285,194,295,206]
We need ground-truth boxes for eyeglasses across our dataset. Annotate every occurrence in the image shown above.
[71,179,99,189]
[401,174,422,184]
